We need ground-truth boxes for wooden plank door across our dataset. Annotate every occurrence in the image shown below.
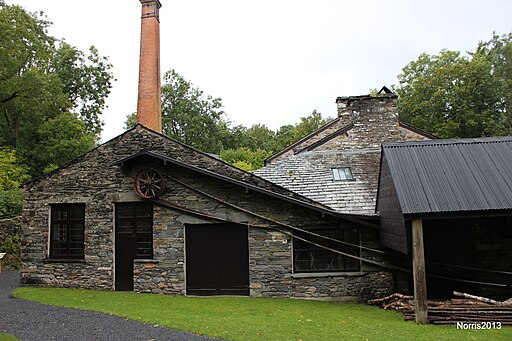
[186,224,249,296]
[115,202,153,291]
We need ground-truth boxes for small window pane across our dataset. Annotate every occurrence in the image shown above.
[293,227,360,273]
[116,203,153,259]
[332,167,354,181]
[50,204,85,259]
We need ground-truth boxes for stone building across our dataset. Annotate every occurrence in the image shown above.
[21,124,393,299]
[19,0,393,300]
[254,87,435,214]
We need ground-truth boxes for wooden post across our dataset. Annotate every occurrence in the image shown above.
[412,219,428,324]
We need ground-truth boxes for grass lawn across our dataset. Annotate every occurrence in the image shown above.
[14,287,512,341]
[0,333,20,341]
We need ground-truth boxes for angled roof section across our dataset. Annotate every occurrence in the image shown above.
[113,149,350,218]
[256,90,436,215]
[254,149,381,215]
[265,117,346,164]
[382,136,512,215]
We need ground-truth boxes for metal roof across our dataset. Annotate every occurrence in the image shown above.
[382,136,512,215]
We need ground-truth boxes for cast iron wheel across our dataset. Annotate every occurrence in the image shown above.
[134,168,166,199]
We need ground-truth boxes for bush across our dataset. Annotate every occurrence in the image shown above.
[0,217,21,270]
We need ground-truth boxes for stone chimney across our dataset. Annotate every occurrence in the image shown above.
[335,86,398,127]
[136,0,162,132]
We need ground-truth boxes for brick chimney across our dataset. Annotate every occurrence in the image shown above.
[136,0,162,132]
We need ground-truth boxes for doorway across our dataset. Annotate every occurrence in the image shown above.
[185,224,249,296]
[115,202,153,291]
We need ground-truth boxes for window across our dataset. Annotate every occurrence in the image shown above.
[50,204,85,259]
[293,227,360,273]
[332,167,354,181]
[115,202,153,258]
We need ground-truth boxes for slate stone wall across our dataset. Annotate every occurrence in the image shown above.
[268,95,431,165]
[248,228,393,301]
[21,126,392,300]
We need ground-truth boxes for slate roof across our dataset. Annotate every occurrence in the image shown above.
[113,149,347,218]
[381,136,512,215]
[24,125,351,219]
[254,149,381,215]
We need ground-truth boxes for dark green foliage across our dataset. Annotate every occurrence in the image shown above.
[125,69,331,170]
[0,232,20,270]
[52,43,114,135]
[0,148,29,216]
[219,148,273,171]
[0,4,113,177]
[395,32,512,138]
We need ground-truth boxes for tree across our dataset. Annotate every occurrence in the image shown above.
[275,110,331,150]
[52,42,114,135]
[0,148,29,216]
[32,112,96,172]
[237,124,277,152]
[124,67,331,170]
[219,147,272,171]
[474,33,512,135]
[219,111,332,170]
[0,4,113,176]
[126,69,231,154]
[162,69,232,154]
[395,33,512,138]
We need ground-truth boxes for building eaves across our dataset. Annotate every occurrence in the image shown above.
[113,149,377,223]
[382,136,512,216]
[398,121,439,139]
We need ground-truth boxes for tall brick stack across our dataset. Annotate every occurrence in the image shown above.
[136,0,162,133]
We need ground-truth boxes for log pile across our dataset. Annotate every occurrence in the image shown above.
[368,292,512,325]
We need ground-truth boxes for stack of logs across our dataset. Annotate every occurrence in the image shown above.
[368,292,512,325]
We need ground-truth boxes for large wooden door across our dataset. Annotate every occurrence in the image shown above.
[186,224,249,296]
[115,202,153,291]
[423,219,477,298]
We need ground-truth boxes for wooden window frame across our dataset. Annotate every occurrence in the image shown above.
[49,204,85,260]
[293,227,361,273]
[115,202,153,259]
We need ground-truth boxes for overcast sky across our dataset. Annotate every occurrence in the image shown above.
[8,0,512,142]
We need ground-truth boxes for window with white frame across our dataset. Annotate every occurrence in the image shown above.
[332,167,354,181]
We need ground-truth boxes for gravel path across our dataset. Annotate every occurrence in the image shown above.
[0,271,222,341]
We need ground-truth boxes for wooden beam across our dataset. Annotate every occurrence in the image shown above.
[412,219,428,324]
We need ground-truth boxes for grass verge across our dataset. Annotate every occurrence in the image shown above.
[0,333,20,341]
[14,287,512,341]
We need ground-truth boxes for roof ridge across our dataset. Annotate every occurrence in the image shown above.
[265,117,342,163]
[383,136,512,148]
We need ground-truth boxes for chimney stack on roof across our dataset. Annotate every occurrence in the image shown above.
[136,0,162,132]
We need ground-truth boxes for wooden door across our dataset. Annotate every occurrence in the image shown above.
[423,219,477,298]
[115,202,153,291]
[186,224,249,296]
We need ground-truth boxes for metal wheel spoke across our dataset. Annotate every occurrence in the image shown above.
[134,168,166,199]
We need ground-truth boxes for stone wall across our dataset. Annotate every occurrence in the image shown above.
[21,125,393,300]
[248,227,392,301]
[268,94,432,165]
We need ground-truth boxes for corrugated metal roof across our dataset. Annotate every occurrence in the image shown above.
[382,136,512,215]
